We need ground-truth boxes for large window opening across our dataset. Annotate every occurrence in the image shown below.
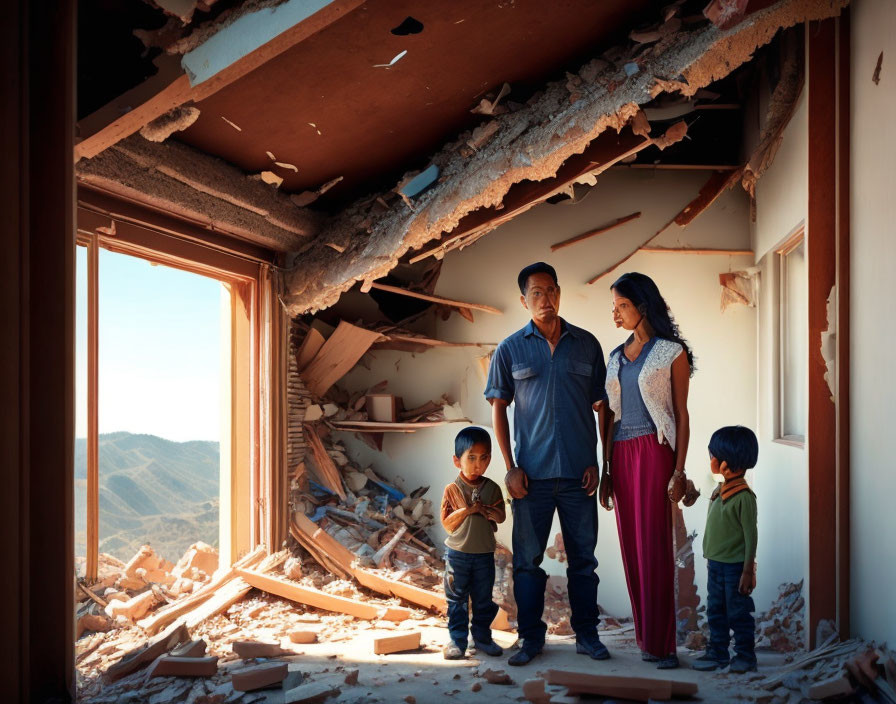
[75,246,226,571]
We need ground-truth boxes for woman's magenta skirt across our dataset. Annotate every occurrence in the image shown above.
[611,432,677,658]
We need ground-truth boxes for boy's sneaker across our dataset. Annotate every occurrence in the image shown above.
[472,639,503,657]
[575,634,610,660]
[692,653,729,671]
[507,640,543,666]
[443,642,466,660]
[729,657,757,673]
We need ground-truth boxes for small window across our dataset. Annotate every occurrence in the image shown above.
[775,226,807,445]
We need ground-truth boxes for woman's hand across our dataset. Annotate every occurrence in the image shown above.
[668,470,686,503]
[598,462,614,511]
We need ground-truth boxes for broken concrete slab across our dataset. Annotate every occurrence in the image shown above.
[284,680,341,703]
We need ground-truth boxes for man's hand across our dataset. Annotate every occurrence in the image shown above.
[598,465,614,511]
[738,569,756,596]
[581,465,599,496]
[505,467,529,499]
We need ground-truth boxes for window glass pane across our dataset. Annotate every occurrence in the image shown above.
[97,250,224,564]
[781,240,807,438]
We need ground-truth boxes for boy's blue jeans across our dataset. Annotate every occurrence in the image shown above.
[444,548,499,649]
[706,559,756,666]
[511,478,599,645]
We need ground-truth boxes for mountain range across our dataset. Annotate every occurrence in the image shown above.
[74,432,219,564]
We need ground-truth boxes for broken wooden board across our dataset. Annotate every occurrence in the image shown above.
[105,622,190,682]
[137,545,266,634]
[372,631,421,654]
[300,321,383,397]
[544,669,697,701]
[232,661,289,692]
[237,568,412,621]
[296,319,334,372]
[671,168,743,228]
[550,211,642,251]
[303,425,346,499]
[368,282,502,315]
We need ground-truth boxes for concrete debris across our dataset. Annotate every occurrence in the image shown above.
[755,581,805,652]
[139,106,201,142]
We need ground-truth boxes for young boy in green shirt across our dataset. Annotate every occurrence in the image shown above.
[439,426,506,660]
[693,425,759,674]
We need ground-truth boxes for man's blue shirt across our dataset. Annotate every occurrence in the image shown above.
[485,319,607,480]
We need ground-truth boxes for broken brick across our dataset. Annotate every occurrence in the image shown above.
[373,632,422,655]
[147,655,218,678]
[232,661,289,692]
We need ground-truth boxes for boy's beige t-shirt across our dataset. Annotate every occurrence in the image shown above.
[442,475,503,554]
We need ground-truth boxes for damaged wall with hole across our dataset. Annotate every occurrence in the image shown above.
[850,0,896,645]
[333,168,757,619]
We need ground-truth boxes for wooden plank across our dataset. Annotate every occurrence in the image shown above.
[147,655,219,678]
[232,662,289,692]
[550,212,641,252]
[303,424,346,498]
[331,420,467,432]
[353,568,448,614]
[184,577,253,629]
[289,514,353,580]
[640,247,754,255]
[295,320,333,372]
[372,631,421,655]
[672,169,743,227]
[544,670,674,701]
[137,545,266,634]
[237,568,408,621]
[300,321,382,397]
[369,283,502,315]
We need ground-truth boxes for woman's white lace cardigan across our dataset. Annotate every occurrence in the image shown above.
[606,338,683,451]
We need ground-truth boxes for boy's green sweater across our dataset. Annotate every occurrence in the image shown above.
[702,488,757,564]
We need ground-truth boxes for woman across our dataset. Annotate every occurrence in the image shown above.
[599,272,694,669]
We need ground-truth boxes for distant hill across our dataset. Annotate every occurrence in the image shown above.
[74,432,219,564]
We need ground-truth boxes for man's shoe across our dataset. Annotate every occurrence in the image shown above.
[656,654,680,669]
[443,642,466,660]
[691,653,728,671]
[729,657,757,673]
[473,639,503,657]
[507,641,543,666]
[575,634,610,660]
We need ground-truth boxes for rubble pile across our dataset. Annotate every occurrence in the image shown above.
[755,628,896,703]
[755,581,806,652]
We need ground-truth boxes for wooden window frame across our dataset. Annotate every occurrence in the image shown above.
[773,224,807,448]
[75,188,286,577]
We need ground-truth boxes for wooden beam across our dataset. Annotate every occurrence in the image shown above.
[673,169,743,227]
[75,0,366,161]
[639,247,754,255]
[369,282,501,315]
[303,424,346,498]
[331,420,468,432]
[300,321,383,398]
[237,568,411,621]
[550,212,642,252]
[806,17,840,647]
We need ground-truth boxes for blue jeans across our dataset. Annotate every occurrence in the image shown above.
[706,559,756,666]
[444,548,499,648]
[511,478,599,644]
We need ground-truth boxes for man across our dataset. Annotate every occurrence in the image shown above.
[485,261,609,666]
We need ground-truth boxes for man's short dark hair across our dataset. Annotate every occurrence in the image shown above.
[518,262,559,294]
[454,426,492,458]
[708,425,759,472]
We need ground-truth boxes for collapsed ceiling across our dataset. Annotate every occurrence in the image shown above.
[75,0,848,315]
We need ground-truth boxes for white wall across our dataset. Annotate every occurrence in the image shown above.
[339,168,757,618]
[849,0,896,644]
[749,56,812,612]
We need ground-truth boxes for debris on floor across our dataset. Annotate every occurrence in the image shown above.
[755,580,806,652]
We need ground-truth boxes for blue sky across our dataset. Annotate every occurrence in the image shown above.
[76,247,224,442]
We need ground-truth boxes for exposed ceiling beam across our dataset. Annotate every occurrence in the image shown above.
[75,0,365,161]
[282,0,847,315]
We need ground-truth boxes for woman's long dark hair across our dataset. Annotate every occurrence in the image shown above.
[611,272,695,376]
